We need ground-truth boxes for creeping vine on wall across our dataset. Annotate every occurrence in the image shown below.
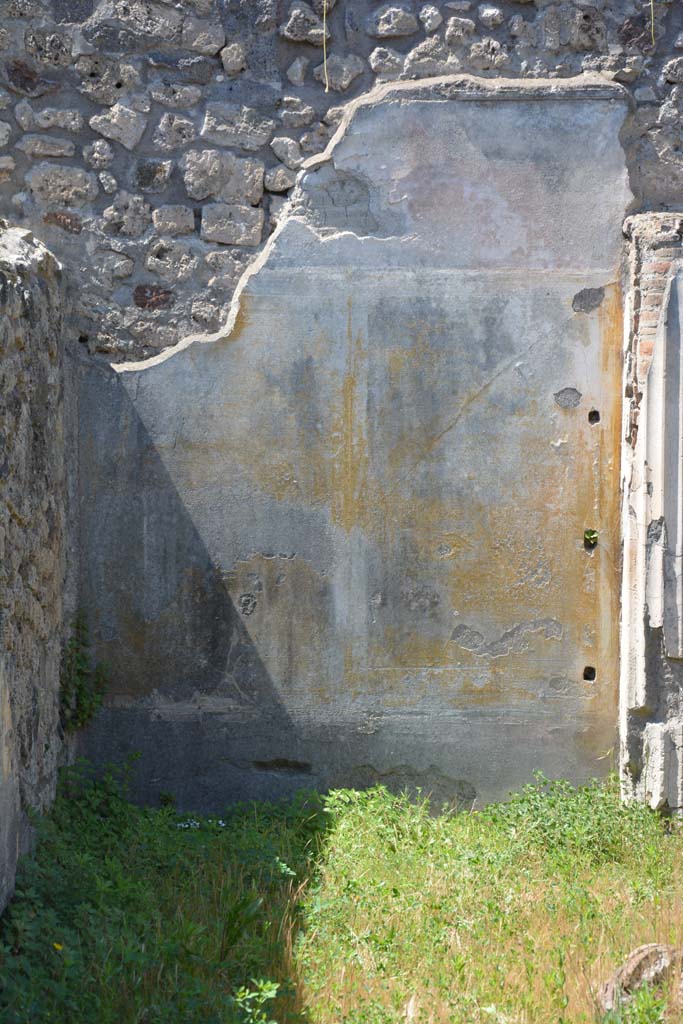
[59,614,108,734]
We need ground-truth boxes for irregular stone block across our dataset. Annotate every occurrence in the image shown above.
[90,104,148,151]
[270,136,303,169]
[286,56,309,85]
[16,104,83,131]
[279,96,315,130]
[109,0,183,42]
[76,55,139,106]
[43,209,82,233]
[200,202,263,245]
[146,51,214,84]
[99,171,118,194]
[153,112,196,151]
[570,5,605,52]
[152,204,195,235]
[181,17,225,56]
[509,14,537,47]
[0,155,15,182]
[95,249,135,281]
[150,83,202,108]
[24,27,73,66]
[40,108,83,131]
[477,3,503,28]
[83,139,114,169]
[445,15,475,45]
[14,100,33,130]
[205,247,249,287]
[25,161,98,206]
[664,58,683,84]
[146,237,199,282]
[279,1,329,45]
[133,158,174,193]
[200,103,275,151]
[469,36,509,69]
[367,3,419,38]
[181,148,264,204]
[419,4,442,31]
[313,53,365,92]
[220,41,247,76]
[404,36,459,75]
[264,165,296,192]
[5,57,59,98]
[369,46,404,77]
[102,191,151,236]
[16,134,75,157]
[191,297,223,331]
[299,121,333,154]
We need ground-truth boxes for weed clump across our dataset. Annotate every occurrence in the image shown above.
[0,761,324,1023]
[298,776,680,1023]
[0,769,681,1023]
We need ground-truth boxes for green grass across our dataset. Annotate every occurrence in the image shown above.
[0,764,681,1023]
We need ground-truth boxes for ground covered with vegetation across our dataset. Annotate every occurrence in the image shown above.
[0,764,681,1024]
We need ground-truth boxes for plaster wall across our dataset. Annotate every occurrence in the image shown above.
[78,76,632,809]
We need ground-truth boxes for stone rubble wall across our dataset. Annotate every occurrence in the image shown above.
[0,0,680,361]
[0,226,67,909]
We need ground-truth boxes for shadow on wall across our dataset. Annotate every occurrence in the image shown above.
[76,357,315,811]
[76,358,478,813]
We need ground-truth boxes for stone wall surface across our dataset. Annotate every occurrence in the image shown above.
[78,75,632,809]
[0,1,680,361]
[0,227,66,908]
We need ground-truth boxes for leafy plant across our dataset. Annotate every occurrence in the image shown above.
[230,980,280,1024]
[59,613,107,732]
[604,985,667,1024]
[0,762,324,1023]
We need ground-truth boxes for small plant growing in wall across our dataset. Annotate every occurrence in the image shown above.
[59,613,108,732]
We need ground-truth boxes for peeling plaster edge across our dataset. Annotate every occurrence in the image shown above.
[304,72,631,175]
[114,205,301,374]
[114,72,630,376]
